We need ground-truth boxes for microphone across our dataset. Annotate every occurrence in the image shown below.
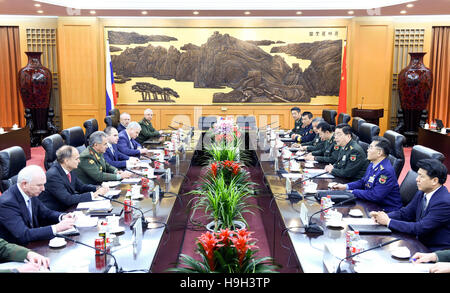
[305,195,356,235]
[97,194,149,231]
[335,238,401,273]
[360,96,364,109]
[259,121,277,129]
[55,233,121,273]
[291,171,329,188]
[168,125,177,130]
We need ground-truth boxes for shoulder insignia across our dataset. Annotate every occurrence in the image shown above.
[350,145,354,150]
[89,159,94,165]
[99,166,103,171]
[350,155,357,161]
[95,154,100,160]
[379,175,387,184]
[380,165,384,170]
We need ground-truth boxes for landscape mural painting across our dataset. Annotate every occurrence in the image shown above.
[105,27,347,105]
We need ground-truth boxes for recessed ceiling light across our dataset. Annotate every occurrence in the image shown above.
[400,10,407,14]
[89,10,96,14]
[141,11,148,15]
[244,11,251,15]
[37,10,44,14]
[296,11,302,15]
[193,11,199,15]
[34,3,41,7]
[347,10,354,15]
[406,3,414,8]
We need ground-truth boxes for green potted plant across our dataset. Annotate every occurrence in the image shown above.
[168,228,279,273]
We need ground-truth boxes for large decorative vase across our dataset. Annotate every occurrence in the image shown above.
[398,52,433,134]
[18,52,56,145]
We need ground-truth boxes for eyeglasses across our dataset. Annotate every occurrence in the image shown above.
[368,144,382,151]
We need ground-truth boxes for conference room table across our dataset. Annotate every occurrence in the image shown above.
[26,130,201,273]
[24,128,430,273]
[255,131,430,273]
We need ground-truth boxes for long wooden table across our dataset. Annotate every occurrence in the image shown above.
[27,131,200,273]
[255,131,429,273]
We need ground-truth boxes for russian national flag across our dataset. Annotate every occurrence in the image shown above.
[105,39,117,115]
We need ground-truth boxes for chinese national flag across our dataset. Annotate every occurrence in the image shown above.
[338,42,347,116]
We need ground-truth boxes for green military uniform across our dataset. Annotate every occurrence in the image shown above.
[303,133,324,152]
[136,118,160,144]
[291,119,302,135]
[436,249,450,262]
[311,135,340,164]
[0,238,29,272]
[74,146,120,185]
[331,139,369,181]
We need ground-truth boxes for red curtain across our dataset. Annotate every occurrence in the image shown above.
[0,26,24,128]
[428,27,450,127]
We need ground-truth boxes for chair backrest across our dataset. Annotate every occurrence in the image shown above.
[42,134,65,171]
[383,130,406,160]
[357,140,369,155]
[0,146,26,192]
[322,110,337,126]
[337,113,351,125]
[410,145,445,172]
[236,116,256,130]
[61,126,86,153]
[358,122,380,144]
[198,116,217,131]
[83,118,99,146]
[388,154,404,179]
[351,117,366,137]
[399,170,419,206]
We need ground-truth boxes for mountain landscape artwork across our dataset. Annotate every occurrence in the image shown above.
[106,27,346,105]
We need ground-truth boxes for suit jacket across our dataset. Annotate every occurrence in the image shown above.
[117,123,126,133]
[74,147,120,185]
[0,185,61,246]
[388,185,450,252]
[117,130,142,158]
[38,163,98,212]
[104,143,129,169]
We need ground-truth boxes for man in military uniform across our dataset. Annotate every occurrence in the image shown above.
[292,111,315,144]
[289,107,302,136]
[74,131,132,185]
[0,238,50,272]
[304,121,340,164]
[331,136,402,212]
[136,108,162,145]
[324,124,369,181]
[293,117,324,151]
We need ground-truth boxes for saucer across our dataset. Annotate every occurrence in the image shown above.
[131,193,144,200]
[49,237,67,248]
[109,226,125,234]
[391,247,411,259]
[326,220,345,228]
[349,209,364,217]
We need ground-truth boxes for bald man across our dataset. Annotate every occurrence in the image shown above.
[117,112,131,133]
[136,108,161,144]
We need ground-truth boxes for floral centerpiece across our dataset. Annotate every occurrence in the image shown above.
[168,228,279,273]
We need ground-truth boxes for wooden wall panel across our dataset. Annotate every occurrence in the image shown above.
[57,17,103,130]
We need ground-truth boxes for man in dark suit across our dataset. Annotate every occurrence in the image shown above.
[104,126,139,169]
[117,121,150,158]
[0,238,50,272]
[371,159,450,252]
[39,145,109,212]
[0,165,76,246]
[117,112,131,133]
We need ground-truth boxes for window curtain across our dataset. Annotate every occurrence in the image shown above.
[428,26,450,127]
[0,26,24,128]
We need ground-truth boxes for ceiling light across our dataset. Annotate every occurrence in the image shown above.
[193,11,199,15]
[406,3,414,8]
[141,11,148,15]
[34,3,41,7]
[244,11,251,15]
[37,10,44,13]
[400,10,407,14]
[348,10,354,15]
[89,10,96,14]
[296,11,302,15]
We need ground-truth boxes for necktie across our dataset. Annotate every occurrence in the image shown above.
[27,199,33,227]
[67,172,72,183]
[420,195,427,218]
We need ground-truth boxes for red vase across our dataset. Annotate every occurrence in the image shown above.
[18,52,52,131]
[398,52,433,133]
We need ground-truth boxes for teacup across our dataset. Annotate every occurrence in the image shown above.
[106,215,119,228]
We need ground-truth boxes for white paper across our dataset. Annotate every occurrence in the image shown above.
[77,199,112,210]
[282,173,304,179]
[342,217,378,225]
[121,178,141,184]
[354,262,433,273]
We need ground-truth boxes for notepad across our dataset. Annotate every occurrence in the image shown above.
[121,178,141,184]
[76,199,112,210]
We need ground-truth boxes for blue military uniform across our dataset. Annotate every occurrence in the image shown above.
[294,123,315,144]
[347,157,402,212]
